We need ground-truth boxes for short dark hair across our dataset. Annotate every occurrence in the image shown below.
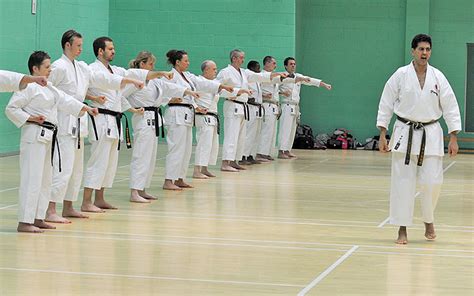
[61,29,82,49]
[247,60,260,72]
[263,56,274,65]
[93,36,113,57]
[284,57,295,66]
[166,49,187,66]
[411,34,432,49]
[28,51,50,74]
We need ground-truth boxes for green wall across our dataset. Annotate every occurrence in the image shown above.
[109,0,295,75]
[1,0,472,153]
[297,0,474,148]
[0,0,109,153]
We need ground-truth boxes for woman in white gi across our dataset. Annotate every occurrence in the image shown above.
[278,57,332,159]
[217,49,285,172]
[0,70,47,92]
[162,50,219,190]
[46,30,144,223]
[193,60,237,178]
[5,51,98,233]
[126,51,199,201]
[377,34,461,244]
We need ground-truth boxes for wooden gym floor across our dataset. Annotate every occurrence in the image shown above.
[0,145,472,295]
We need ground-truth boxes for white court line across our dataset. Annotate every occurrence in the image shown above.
[0,204,17,210]
[319,158,330,163]
[51,230,474,254]
[0,267,304,288]
[297,245,359,296]
[0,187,19,193]
[377,160,457,228]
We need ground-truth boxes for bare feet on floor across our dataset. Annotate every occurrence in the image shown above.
[34,219,56,229]
[45,212,71,224]
[94,201,118,210]
[230,161,246,170]
[193,172,209,179]
[424,222,437,240]
[62,208,89,218]
[17,222,43,233]
[163,180,183,191]
[396,226,408,244]
[138,190,157,200]
[81,203,106,213]
[175,179,193,188]
[130,190,151,203]
[221,165,238,172]
[201,169,216,177]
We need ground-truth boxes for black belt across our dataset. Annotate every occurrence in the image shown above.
[168,103,195,126]
[29,121,61,172]
[90,108,131,150]
[142,106,165,138]
[196,111,220,135]
[396,116,439,166]
[227,99,250,121]
[247,100,265,118]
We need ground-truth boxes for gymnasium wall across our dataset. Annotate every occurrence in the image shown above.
[297,0,474,148]
[0,0,109,153]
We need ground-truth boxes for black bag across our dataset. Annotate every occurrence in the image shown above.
[293,124,315,149]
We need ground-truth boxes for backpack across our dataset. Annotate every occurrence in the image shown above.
[327,128,354,149]
[293,124,315,149]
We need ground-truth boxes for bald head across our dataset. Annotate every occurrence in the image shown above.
[201,60,217,79]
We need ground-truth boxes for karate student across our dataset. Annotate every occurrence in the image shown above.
[217,49,285,172]
[0,70,47,92]
[162,50,220,190]
[5,51,98,233]
[46,30,145,222]
[126,51,199,202]
[278,57,331,159]
[241,60,266,165]
[193,60,238,178]
[377,34,461,244]
[82,36,170,212]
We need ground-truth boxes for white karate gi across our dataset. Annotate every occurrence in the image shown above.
[376,62,461,226]
[83,60,148,190]
[125,79,186,190]
[243,79,264,158]
[163,68,218,181]
[217,66,271,161]
[0,70,24,92]
[278,72,321,152]
[48,55,123,203]
[5,83,85,223]
[194,77,236,166]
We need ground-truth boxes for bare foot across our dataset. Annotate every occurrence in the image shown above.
[230,161,246,170]
[396,226,408,244]
[138,190,158,200]
[45,213,71,224]
[81,203,105,213]
[63,208,89,218]
[278,151,290,159]
[17,223,43,233]
[287,151,297,158]
[221,165,239,172]
[94,201,118,210]
[163,183,183,190]
[201,169,216,177]
[424,222,437,240]
[163,180,183,191]
[34,220,56,229]
[130,191,151,203]
[175,180,193,188]
[193,172,209,179]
